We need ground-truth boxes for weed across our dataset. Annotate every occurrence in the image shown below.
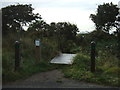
[62,53,119,87]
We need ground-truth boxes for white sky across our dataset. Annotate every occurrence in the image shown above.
[0,0,119,33]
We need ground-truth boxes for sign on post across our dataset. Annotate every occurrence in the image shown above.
[35,39,41,63]
[35,40,40,47]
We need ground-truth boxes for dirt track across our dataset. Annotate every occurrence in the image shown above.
[3,69,112,88]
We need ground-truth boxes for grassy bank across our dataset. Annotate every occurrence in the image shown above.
[2,33,60,83]
[62,53,119,87]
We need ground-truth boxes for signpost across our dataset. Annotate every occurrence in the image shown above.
[35,40,40,47]
[91,41,96,73]
[35,39,41,63]
[15,41,20,71]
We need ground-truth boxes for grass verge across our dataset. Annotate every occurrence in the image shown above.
[2,57,61,83]
[62,53,120,87]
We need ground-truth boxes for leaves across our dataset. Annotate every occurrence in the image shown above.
[90,2,119,33]
[28,21,79,53]
[2,4,41,35]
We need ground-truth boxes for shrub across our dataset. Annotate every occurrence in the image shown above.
[104,67,120,77]
[62,53,119,86]
[41,38,60,60]
[73,53,90,69]
[2,33,60,83]
[62,53,91,80]
[2,52,14,71]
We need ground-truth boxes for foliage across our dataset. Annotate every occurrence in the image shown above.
[62,53,91,80]
[90,2,120,60]
[40,37,60,60]
[28,20,49,38]
[2,4,41,35]
[70,46,82,53]
[28,21,79,53]
[2,3,120,87]
[3,57,60,82]
[62,51,119,86]
[76,30,118,55]
[90,2,119,33]
[55,22,79,52]
[56,22,79,41]
[2,32,60,83]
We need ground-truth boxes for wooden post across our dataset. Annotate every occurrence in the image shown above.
[35,39,41,64]
[15,41,20,71]
[91,41,96,73]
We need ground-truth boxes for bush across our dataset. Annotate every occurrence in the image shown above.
[61,40,77,53]
[41,38,60,60]
[2,33,60,83]
[70,46,82,53]
[62,53,119,86]
[2,52,14,71]
[62,53,91,80]
[104,67,120,77]
[73,53,90,68]
[2,70,22,82]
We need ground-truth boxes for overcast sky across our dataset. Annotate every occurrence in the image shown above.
[0,0,119,33]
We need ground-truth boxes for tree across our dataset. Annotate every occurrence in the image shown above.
[55,22,79,52]
[48,22,57,37]
[28,21,79,52]
[28,20,49,39]
[56,22,79,41]
[90,2,119,33]
[2,4,41,35]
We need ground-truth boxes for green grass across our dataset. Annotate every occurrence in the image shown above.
[62,53,120,87]
[2,35,60,83]
[2,32,120,87]
[2,56,61,83]
[2,45,62,83]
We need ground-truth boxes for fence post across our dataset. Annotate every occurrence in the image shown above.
[15,41,20,71]
[35,39,41,64]
[91,41,96,73]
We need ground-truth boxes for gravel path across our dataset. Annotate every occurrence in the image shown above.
[3,69,112,88]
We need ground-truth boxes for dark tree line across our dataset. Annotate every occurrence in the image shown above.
[2,4,79,53]
[28,21,79,52]
[2,3,120,53]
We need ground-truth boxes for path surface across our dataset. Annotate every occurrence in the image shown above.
[3,70,111,88]
[50,53,76,64]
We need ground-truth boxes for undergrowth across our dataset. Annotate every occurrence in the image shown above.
[2,34,60,83]
[62,53,120,87]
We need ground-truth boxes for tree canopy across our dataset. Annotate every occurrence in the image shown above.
[90,2,119,33]
[28,21,79,52]
[55,22,79,41]
[28,21,79,40]
[2,4,41,35]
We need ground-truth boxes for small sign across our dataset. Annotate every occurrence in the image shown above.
[35,40,40,46]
